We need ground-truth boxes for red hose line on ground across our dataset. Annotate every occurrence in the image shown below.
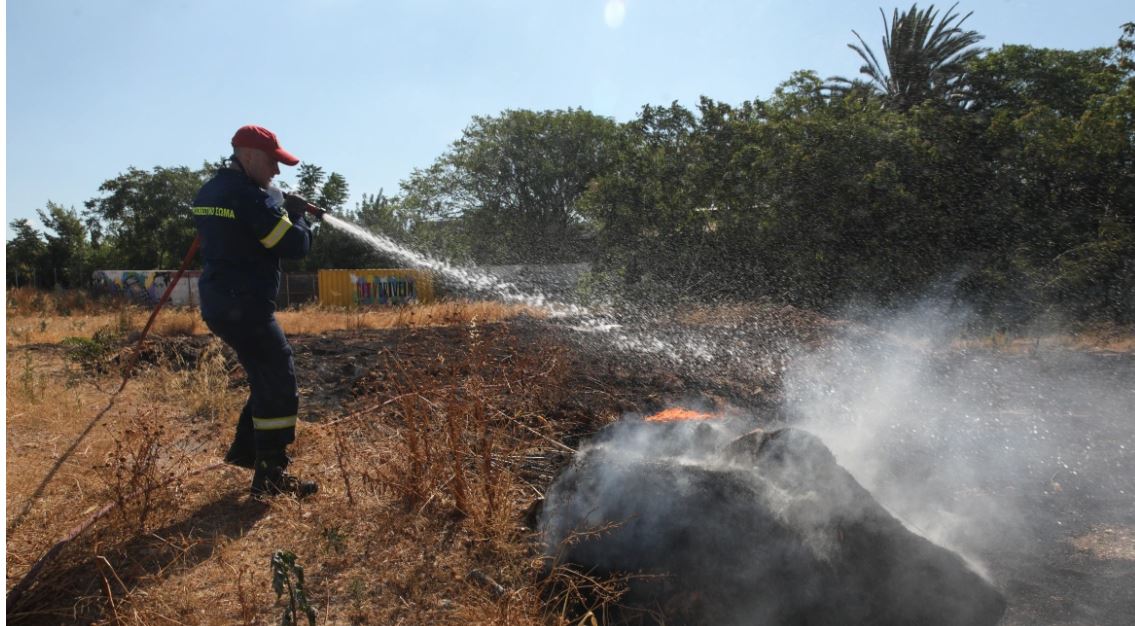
[120,235,202,385]
[7,236,205,609]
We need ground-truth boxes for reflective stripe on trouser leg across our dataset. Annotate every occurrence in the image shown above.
[203,315,299,453]
[253,414,298,456]
[253,415,298,430]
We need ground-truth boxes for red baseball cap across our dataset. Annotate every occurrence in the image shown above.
[231,125,299,166]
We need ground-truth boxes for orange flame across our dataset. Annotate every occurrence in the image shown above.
[644,407,717,422]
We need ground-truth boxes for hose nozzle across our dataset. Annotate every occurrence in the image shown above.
[304,203,327,220]
[284,193,328,221]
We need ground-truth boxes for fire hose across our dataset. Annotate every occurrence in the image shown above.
[7,198,327,612]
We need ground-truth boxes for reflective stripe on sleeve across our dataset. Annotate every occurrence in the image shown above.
[260,215,293,248]
[252,415,298,431]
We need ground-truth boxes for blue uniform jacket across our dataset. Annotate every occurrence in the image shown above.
[192,167,312,322]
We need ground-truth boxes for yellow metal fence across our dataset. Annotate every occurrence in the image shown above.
[317,269,434,307]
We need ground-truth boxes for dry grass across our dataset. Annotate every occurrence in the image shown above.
[6,287,116,317]
[4,346,213,623]
[152,337,245,424]
[277,300,543,335]
[1070,525,1135,561]
[5,349,115,528]
[6,291,617,625]
[6,287,539,347]
[251,322,622,625]
[7,310,133,347]
[952,327,1135,353]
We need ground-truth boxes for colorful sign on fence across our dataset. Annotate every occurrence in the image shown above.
[352,274,416,305]
[317,269,433,307]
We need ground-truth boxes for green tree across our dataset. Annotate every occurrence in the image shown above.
[399,108,619,264]
[397,160,475,262]
[584,82,1002,310]
[357,190,406,237]
[37,202,91,287]
[6,219,46,287]
[965,45,1117,117]
[294,163,326,201]
[829,3,986,110]
[959,39,1133,320]
[748,90,956,307]
[1115,22,1135,73]
[317,172,349,211]
[580,101,717,298]
[83,165,208,268]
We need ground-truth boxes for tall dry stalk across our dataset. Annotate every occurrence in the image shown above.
[103,414,182,534]
[445,400,471,517]
[331,425,356,506]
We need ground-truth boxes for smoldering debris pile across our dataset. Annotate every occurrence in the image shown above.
[539,420,1006,626]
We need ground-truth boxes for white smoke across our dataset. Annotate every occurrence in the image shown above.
[781,297,1130,577]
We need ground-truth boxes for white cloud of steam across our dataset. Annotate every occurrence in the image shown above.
[783,304,1013,571]
[782,298,1134,580]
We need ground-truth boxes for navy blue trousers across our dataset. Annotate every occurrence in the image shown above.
[205,315,298,453]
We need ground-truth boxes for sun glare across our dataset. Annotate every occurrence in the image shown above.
[604,0,626,29]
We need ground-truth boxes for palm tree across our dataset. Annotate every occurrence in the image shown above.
[828,3,986,110]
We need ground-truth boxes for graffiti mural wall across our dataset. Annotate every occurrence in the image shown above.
[91,270,200,306]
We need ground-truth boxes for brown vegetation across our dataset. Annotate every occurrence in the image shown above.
[5,294,690,625]
[5,287,539,345]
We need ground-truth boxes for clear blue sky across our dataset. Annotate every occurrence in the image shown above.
[5,0,1131,239]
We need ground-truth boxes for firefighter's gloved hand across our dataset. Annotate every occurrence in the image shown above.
[283,193,311,222]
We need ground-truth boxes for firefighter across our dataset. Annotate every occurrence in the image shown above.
[192,124,320,498]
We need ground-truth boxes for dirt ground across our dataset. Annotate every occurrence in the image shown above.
[6,305,1134,624]
[929,349,1135,626]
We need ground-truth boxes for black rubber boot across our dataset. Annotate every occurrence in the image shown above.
[250,450,318,499]
[223,403,256,469]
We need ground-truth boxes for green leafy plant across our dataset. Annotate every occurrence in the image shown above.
[271,550,317,626]
[61,325,122,371]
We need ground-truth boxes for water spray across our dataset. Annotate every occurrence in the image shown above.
[318,213,719,365]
